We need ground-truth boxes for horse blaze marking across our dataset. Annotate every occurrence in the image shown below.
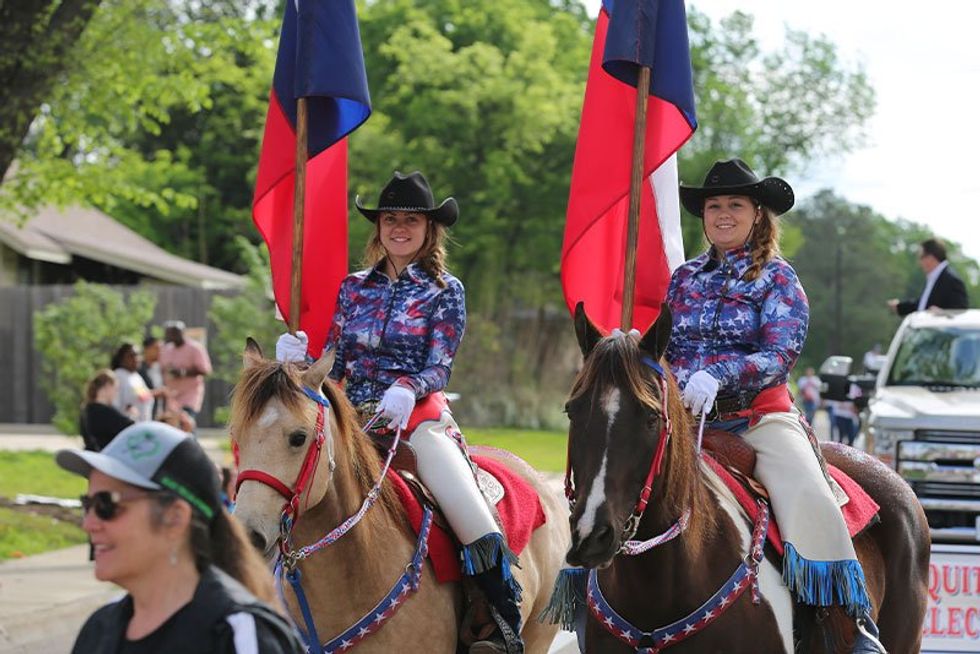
[578,388,621,540]
[258,406,280,429]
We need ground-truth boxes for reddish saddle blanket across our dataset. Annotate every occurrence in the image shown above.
[387,451,546,583]
[703,453,880,556]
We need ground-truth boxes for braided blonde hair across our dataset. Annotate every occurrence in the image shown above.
[744,205,780,282]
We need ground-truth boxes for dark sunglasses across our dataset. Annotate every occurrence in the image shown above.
[79,490,155,521]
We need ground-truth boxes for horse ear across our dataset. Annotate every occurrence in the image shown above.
[574,302,603,356]
[300,350,335,391]
[639,303,672,360]
[243,337,264,369]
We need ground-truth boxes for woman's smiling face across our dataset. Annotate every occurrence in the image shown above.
[379,211,428,267]
[702,194,760,251]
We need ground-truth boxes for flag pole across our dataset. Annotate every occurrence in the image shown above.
[289,97,309,335]
[620,65,651,331]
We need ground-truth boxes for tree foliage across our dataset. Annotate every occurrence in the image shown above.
[33,281,156,434]
[208,237,281,385]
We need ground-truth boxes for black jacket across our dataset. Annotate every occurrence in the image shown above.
[79,403,134,451]
[71,566,303,654]
[897,266,969,316]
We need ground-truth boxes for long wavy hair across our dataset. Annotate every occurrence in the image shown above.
[363,215,450,288]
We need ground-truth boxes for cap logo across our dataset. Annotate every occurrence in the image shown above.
[125,431,161,461]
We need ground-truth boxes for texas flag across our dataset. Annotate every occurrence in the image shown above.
[252,0,371,356]
[560,0,697,334]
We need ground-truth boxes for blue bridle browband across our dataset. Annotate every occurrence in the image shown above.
[640,355,664,376]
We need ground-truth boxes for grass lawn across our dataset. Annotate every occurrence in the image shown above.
[0,507,86,559]
[0,451,87,498]
[464,427,567,473]
[0,451,88,560]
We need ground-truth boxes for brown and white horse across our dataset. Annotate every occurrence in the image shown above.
[560,305,930,653]
[230,340,569,653]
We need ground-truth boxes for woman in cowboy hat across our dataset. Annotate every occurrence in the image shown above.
[277,171,524,654]
[665,159,885,654]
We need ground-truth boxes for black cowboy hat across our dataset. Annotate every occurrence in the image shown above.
[679,158,794,218]
[355,171,458,226]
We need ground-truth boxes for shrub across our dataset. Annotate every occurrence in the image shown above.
[33,281,155,434]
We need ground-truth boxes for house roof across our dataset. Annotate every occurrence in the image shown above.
[0,206,245,289]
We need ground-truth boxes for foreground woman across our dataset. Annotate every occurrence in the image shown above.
[57,422,303,653]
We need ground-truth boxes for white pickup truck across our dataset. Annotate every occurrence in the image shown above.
[860,309,980,544]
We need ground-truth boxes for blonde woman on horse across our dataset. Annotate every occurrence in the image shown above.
[666,159,885,654]
[276,171,523,654]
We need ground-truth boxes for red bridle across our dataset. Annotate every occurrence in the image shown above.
[564,355,673,543]
[235,387,332,524]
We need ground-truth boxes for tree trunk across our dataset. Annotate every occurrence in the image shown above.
[0,0,103,182]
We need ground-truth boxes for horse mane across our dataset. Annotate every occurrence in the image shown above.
[230,360,405,528]
[569,336,715,556]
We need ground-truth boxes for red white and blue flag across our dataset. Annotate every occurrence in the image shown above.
[252,0,371,356]
[560,0,697,334]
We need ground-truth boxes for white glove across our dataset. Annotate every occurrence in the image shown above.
[275,331,309,363]
[682,370,720,415]
[375,384,416,430]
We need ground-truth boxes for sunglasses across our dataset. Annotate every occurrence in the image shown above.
[79,490,155,521]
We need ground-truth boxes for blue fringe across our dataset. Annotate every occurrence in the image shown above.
[460,533,523,600]
[538,567,589,631]
[782,542,872,617]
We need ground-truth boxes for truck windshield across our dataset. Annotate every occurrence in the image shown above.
[887,325,980,387]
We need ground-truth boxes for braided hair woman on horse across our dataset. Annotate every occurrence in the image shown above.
[276,171,524,654]
[666,158,884,653]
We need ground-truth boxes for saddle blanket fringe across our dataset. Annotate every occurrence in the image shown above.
[782,542,871,617]
[461,532,523,599]
[538,567,589,631]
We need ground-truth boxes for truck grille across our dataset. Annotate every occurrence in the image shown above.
[915,430,980,444]
[912,481,980,499]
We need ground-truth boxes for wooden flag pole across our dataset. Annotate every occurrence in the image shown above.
[620,66,651,331]
[289,97,309,335]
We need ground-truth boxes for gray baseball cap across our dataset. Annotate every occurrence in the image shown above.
[56,422,221,520]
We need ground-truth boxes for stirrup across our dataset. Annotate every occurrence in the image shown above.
[469,605,523,654]
[853,616,887,654]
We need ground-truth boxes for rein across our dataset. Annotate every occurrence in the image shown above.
[236,382,425,654]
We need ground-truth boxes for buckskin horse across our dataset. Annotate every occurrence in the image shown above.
[230,340,569,653]
[551,304,929,653]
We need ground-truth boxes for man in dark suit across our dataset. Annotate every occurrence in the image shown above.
[888,238,969,316]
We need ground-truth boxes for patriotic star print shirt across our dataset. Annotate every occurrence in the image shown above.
[324,262,466,407]
[665,243,808,392]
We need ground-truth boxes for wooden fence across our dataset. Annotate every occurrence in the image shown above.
[0,284,235,428]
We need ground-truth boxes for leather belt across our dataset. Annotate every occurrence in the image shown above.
[710,389,760,419]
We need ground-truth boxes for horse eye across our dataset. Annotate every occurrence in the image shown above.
[646,413,661,430]
[288,431,307,448]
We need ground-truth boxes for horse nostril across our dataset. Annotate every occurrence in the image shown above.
[593,524,613,548]
[248,529,267,552]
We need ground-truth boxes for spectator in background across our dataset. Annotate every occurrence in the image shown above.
[828,383,861,447]
[138,336,167,419]
[887,237,969,315]
[796,366,821,426]
[159,320,212,429]
[111,343,154,422]
[79,369,134,451]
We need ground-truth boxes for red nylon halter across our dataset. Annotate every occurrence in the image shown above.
[564,358,672,533]
[236,394,328,521]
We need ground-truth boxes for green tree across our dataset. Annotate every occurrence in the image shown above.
[208,237,281,385]
[680,8,875,256]
[0,0,276,241]
[33,281,156,434]
[0,0,103,183]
